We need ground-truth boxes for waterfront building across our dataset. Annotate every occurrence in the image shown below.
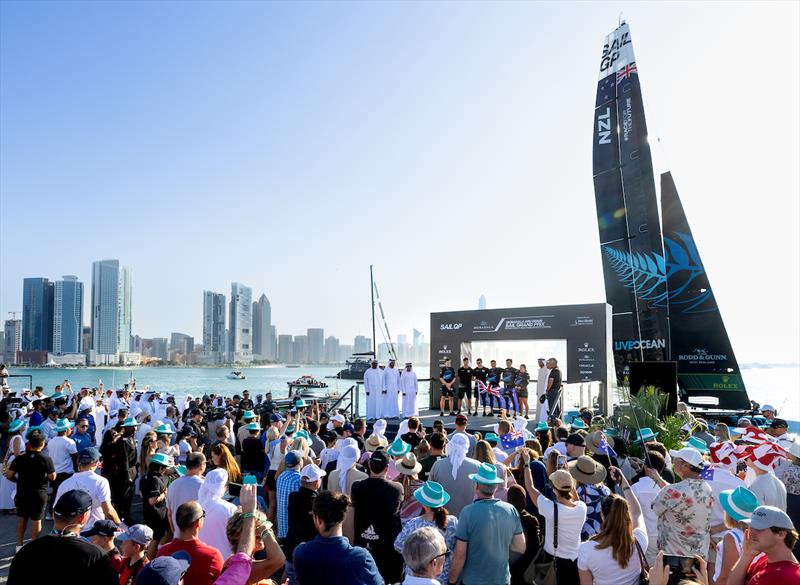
[90,259,120,365]
[149,338,169,362]
[252,294,273,360]
[324,335,340,363]
[354,335,371,354]
[278,334,294,363]
[293,335,308,364]
[338,344,353,362]
[170,332,194,354]
[228,282,253,364]
[3,320,21,364]
[52,275,83,355]
[202,291,226,364]
[117,266,133,352]
[22,277,53,352]
[270,325,277,361]
[307,328,324,363]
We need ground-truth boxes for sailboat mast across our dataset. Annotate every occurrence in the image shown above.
[370,264,376,358]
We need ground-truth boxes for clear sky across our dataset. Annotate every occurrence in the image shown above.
[1,1,798,363]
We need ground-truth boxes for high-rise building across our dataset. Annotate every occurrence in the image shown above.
[478,294,487,310]
[270,325,278,361]
[170,332,194,354]
[117,266,133,352]
[324,336,340,363]
[338,344,354,362]
[150,338,169,362]
[307,328,324,363]
[3,320,21,363]
[252,294,273,360]
[228,283,253,364]
[202,291,226,363]
[22,277,54,351]
[354,336,372,354]
[91,259,120,364]
[52,276,83,355]
[278,334,294,363]
[82,327,91,359]
[413,329,423,347]
[293,335,308,364]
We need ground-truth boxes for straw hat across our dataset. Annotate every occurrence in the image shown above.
[567,455,607,485]
[549,469,574,491]
[366,434,385,452]
[396,452,422,476]
[584,431,605,454]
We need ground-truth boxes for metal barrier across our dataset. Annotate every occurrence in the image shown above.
[327,384,358,419]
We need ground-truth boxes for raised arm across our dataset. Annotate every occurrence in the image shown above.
[612,466,643,530]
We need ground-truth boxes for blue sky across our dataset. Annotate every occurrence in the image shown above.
[1,1,798,362]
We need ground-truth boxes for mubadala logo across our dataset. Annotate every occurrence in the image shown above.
[439,323,462,331]
[473,320,497,332]
[614,338,667,351]
[679,348,728,364]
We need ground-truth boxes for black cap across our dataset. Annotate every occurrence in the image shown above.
[54,489,93,517]
[565,433,585,447]
[369,450,390,471]
[189,408,202,417]
[770,418,788,429]
[80,518,118,537]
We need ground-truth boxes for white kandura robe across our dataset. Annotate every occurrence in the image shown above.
[536,367,551,423]
[363,367,383,420]
[399,370,419,417]
[380,366,401,418]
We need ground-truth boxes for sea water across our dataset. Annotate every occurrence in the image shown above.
[5,364,799,425]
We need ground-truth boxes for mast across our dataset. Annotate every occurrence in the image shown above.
[592,22,670,383]
[370,264,376,358]
[660,172,750,410]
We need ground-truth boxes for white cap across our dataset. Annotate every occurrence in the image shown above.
[668,447,704,468]
[300,464,327,482]
[761,404,776,412]
[331,414,346,424]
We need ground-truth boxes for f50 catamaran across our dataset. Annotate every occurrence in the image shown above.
[592,22,750,411]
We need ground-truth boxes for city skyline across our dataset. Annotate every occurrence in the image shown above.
[1,3,798,364]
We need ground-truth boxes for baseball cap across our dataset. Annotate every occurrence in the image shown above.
[300,464,326,482]
[54,489,93,518]
[668,447,704,468]
[116,524,154,545]
[80,518,118,538]
[270,413,284,423]
[342,423,355,433]
[136,551,192,585]
[749,505,795,531]
[455,414,468,425]
[369,449,390,471]
[78,447,102,464]
[565,433,585,447]
[331,414,345,424]
[284,450,302,468]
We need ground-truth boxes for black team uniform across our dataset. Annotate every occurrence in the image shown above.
[456,365,473,416]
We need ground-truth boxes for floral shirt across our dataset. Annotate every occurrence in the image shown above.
[777,462,800,496]
[577,482,612,540]
[652,478,713,557]
[394,515,458,583]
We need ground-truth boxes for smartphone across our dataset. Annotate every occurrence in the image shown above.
[557,455,567,470]
[663,555,697,576]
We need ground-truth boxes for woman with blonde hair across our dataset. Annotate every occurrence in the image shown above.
[576,467,645,585]
[713,422,732,443]
[210,442,242,497]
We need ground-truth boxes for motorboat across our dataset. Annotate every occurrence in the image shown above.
[227,371,246,380]
[287,375,328,389]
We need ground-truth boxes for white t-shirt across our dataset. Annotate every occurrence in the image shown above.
[749,473,788,510]
[631,477,661,540]
[46,435,77,474]
[54,470,111,530]
[706,470,746,526]
[578,527,647,585]
[166,474,205,538]
[178,440,192,464]
[536,494,587,560]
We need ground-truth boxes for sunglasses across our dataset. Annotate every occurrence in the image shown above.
[430,549,451,563]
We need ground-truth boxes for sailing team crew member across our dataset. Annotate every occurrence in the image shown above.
[487,360,503,417]
[380,358,401,419]
[438,358,456,417]
[399,362,418,417]
[457,358,475,416]
[364,359,382,421]
[473,359,492,417]
[501,358,519,418]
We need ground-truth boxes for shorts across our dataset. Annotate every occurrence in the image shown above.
[517,389,528,398]
[265,469,278,492]
[16,491,47,520]
[458,386,473,399]
[440,386,454,398]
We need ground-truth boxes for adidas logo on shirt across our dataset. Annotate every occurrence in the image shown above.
[360,525,379,541]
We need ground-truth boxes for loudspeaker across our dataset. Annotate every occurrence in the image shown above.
[629,361,678,415]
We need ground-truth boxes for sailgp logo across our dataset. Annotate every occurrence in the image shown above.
[597,108,612,144]
[614,339,666,351]
[600,30,632,72]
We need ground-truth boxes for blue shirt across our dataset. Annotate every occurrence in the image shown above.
[294,535,384,585]
[276,469,301,538]
[455,497,523,585]
[73,431,93,452]
[29,411,45,427]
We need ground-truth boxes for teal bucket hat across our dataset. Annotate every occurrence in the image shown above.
[469,462,504,485]
[243,410,256,420]
[149,452,172,467]
[55,418,74,433]
[484,432,500,444]
[244,422,260,432]
[631,427,658,444]
[683,436,710,453]
[719,486,759,522]
[414,481,451,508]
[535,421,549,432]
[387,437,411,457]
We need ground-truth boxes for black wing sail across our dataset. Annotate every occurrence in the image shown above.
[661,171,750,410]
[592,23,670,383]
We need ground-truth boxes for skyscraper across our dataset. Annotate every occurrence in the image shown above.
[307,328,324,364]
[22,277,54,351]
[202,291,226,363]
[479,294,487,310]
[3,319,21,364]
[278,334,294,363]
[117,266,133,353]
[293,335,308,364]
[52,276,83,355]
[270,325,278,361]
[252,294,273,360]
[91,260,120,364]
[170,332,194,354]
[354,336,371,354]
[228,282,253,364]
[324,336,340,363]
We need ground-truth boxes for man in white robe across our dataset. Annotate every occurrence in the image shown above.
[363,359,382,421]
[380,358,401,419]
[536,358,550,424]
[399,362,419,417]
